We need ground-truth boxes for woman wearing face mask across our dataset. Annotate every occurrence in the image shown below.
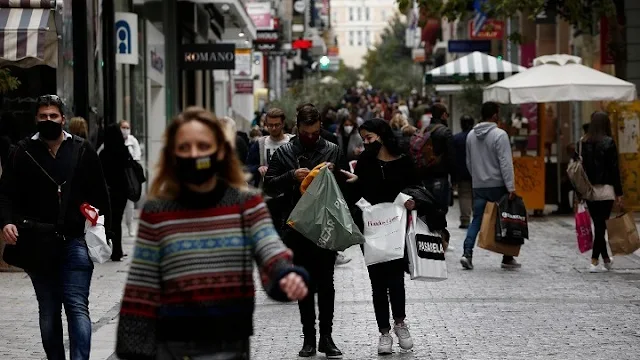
[347,118,418,355]
[116,107,309,360]
[119,120,142,237]
[335,108,364,161]
[99,124,131,261]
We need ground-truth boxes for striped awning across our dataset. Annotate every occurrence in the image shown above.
[0,0,57,67]
[427,51,527,83]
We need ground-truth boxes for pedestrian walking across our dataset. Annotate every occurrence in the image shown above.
[577,111,623,272]
[349,119,416,355]
[453,115,475,229]
[245,108,292,235]
[119,120,142,237]
[0,94,111,360]
[115,107,309,359]
[412,103,456,212]
[335,108,364,162]
[460,102,520,270]
[99,124,131,261]
[264,103,355,359]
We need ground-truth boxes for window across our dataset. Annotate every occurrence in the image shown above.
[365,7,370,21]
[381,10,387,20]
[365,30,371,46]
[332,10,337,24]
[349,7,354,21]
[357,7,361,21]
[357,31,362,46]
[349,31,354,46]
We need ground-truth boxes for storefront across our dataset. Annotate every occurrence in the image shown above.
[0,1,67,140]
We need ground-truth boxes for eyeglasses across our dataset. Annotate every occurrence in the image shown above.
[265,123,283,129]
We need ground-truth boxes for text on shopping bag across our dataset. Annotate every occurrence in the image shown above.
[416,234,445,260]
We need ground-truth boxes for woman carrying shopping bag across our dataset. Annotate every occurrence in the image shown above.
[346,119,418,355]
[115,107,309,359]
[576,112,624,272]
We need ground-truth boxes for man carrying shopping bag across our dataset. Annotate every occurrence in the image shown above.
[461,102,521,270]
[264,103,356,359]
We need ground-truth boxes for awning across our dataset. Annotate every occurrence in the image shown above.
[426,51,526,83]
[0,2,58,68]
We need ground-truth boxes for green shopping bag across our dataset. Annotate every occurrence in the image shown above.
[287,166,364,251]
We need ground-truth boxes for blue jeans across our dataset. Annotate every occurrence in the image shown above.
[28,237,94,360]
[463,187,509,256]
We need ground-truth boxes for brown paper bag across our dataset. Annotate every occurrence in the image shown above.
[478,202,521,257]
[606,213,640,255]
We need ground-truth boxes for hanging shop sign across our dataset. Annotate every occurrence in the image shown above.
[246,2,274,31]
[235,48,252,76]
[254,43,282,52]
[234,79,254,94]
[115,12,139,65]
[181,43,236,70]
[256,30,279,44]
[468,19,504,40]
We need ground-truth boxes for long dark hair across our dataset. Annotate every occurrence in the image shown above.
[103,123,129,160]
[359,118,402,156]
[585,111,612,142]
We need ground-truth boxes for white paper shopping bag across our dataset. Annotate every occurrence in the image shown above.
[406,211,447,281]
[358,193,411,266]
[81,203,112,264]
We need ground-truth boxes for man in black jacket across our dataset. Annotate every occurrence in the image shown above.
[0,95,111,360]
[264,103,353,359]
[416,102,456,211]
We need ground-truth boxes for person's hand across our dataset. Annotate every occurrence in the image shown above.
[354,146,364,156]
[258,166,268,177]
[279,272,308,300]
[2,224,18,245]
[340,170,358,183]
[294,168,311,182]
[323,162,335,171]
[404,199,416,210]
[616,196,624,210]
[509,191,517,200]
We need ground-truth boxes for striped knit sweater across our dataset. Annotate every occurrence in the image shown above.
[116,184,307,359]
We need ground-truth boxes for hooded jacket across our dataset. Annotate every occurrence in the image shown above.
[466,122,515,191]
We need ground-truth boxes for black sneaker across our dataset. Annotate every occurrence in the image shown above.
[460,255,473,270]
[318,335,343,359]
[501,258,522,270]
[298,337,316,357]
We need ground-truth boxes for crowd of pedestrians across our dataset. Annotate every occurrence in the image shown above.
[0,89,627,359]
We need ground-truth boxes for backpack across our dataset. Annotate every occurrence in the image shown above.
[566,140,594,200]
[410,124,445,170]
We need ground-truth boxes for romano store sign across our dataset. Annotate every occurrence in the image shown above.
[181,43,236,70]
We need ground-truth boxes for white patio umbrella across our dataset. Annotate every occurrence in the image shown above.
[483,54,637,104]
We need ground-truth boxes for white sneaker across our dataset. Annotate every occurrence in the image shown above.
[393,323,413,351]
[603,258,613,271]
[377,333,393,355]
[589,263,600,273]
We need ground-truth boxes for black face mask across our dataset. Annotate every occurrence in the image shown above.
[175,154,222,185]
[37,120,63,141]
[364,140,382,154]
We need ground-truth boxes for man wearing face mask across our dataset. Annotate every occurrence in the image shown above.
[0,95,111,360]
[264,103,355,359]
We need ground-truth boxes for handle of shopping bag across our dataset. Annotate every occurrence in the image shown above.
[80,202,99,227]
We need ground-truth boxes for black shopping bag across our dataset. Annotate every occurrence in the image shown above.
[496,195,528,245]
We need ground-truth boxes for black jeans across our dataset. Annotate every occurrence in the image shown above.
[109,192,128,260]
[586,200,614,261]
[287,231,337,338]
[367,259,406,333]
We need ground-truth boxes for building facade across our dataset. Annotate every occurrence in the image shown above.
[330,0,398,68]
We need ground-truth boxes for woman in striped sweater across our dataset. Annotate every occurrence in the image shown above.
[116,107,309,359]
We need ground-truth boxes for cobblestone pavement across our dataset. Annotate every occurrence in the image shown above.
[2,206,640,360]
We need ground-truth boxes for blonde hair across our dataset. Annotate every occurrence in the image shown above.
[68,117,88,138]
[217,116,237,147]
[390,114,409,130]
[148,107,246,200]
